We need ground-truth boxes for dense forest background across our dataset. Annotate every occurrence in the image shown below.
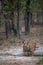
[0,0,43,44]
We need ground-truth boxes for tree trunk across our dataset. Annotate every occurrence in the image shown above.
[25,0,30,35]
[10,0,17,36]
[5,20,8,39]
[42,10,43,25]
[27,11,30,33]
[17,0,20,38]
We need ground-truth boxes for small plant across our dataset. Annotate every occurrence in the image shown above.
[39,58,43,64]
[9,37,19,44]
[37,58,43,65]
[9,39,15,43]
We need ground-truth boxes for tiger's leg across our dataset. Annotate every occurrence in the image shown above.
[32,48,34,56]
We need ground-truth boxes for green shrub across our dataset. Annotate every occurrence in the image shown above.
[39,58,43,64]
[9,37,16,43]
[37,58,43,64]
[9,36,19,44]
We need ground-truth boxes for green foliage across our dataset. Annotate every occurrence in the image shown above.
[37,58,43,64]
[3,0,17,17]
[9,36,19,44]
[20,0,26,12]
[3,0,11,16]
[30,0,40,12]
[2,0,43,15]
[9,37,16,43]
[37,0,43,9]
[9,39,15,43]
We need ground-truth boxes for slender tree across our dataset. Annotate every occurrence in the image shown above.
[25,0,30,34]
[17,0,20,37]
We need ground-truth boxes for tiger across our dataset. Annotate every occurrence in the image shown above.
[23,40,36,56]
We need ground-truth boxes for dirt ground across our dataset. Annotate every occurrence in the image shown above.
[0,60,37,65]
[0,44,43,65]
[0,25,43,65]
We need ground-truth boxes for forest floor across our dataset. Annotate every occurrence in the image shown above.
[0,45,42,65]
[0,25,43,65]
[0,45,43,65]
[0,39,43,65]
